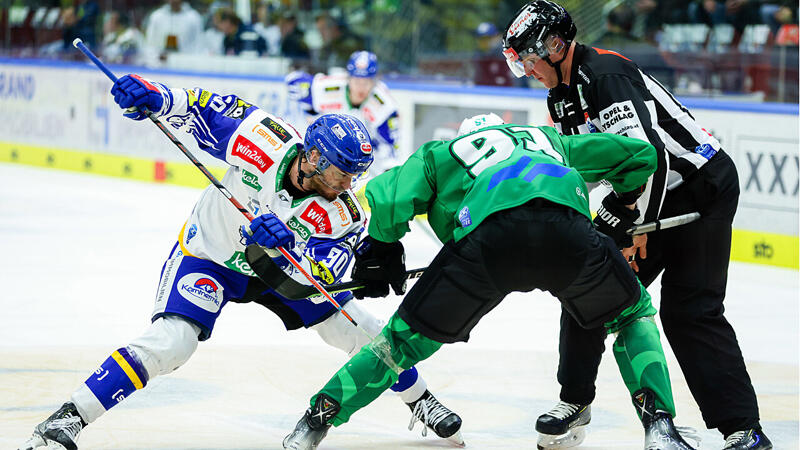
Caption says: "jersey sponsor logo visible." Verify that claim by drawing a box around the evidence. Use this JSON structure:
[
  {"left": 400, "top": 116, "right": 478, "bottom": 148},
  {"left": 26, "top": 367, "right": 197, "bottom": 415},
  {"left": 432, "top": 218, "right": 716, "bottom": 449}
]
[
  {"left": 261, "top": 117, "right": 292, "bottom": 143},
  {"left": 584, "top": 112, "right": 597, "bottom": 133},
  {"left": 198, "top": 90, "right": 212, "bottom": 107},
  {"left": 186, "top": 223, "right": 197, "bottom": 244},
  {"left": 554, "top": 101, "right": 565, "bottom": 119},
  {"left": 598, "top": 100, "right": 642, "bottom": 135},
  {"left": 306, "top": 255, "right": 335, "bottom": 284},
  {"left": 177, "top": 273, "right": 223, "bottom": 313},
  {"left": 324, "top": 86, "right": 341, "bottom": 92},
  {"left": 458, "top": 206, "right": 472, "bottom": 227},
  {"left": 232, "top": 135, "right": 274, "bottom": 173},
  {"left": 339, "top": 192, "right": 362, "bottom": 223},
  {"left": 334, "top": 201, "right": 351, "bottom": 226},
  {"left": 251, "top": 124, "right": 285, "bottom": 150},
  {"left": 224, "top": 251, "right": 255, "bottom": 276},
  {"left": 300, "top": 201, "right": 332, "bottom": 234},
  {"left": 319, "top": 102, "right": 343, "bottom": 111},
  {"left": 287, "top": 216, "right": 312, "bottom": 241},
  {"left": 225, "top": 98, "right": 252, "bottom": 120},
  {"left": 241, "top": 169, "right": 262, "bottom": 191}
]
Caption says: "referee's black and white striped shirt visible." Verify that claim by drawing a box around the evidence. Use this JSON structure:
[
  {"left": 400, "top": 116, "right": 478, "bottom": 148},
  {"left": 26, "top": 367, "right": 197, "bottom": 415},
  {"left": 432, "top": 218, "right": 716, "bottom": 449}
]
[{"left": 546, "top": 44, "right": 722, "bottom": 223}]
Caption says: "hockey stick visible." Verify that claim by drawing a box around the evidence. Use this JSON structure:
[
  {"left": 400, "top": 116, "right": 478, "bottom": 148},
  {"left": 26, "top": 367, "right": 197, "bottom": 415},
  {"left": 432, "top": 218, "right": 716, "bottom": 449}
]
[
  {"left": 627, "top": 211, "right": 700, "bottom": 235},
  {"left": 72, "top": 38, "right": 362, "bottom": 328},
  {"left": 269, "top": 211, "right": 702, "bottom": 300}
]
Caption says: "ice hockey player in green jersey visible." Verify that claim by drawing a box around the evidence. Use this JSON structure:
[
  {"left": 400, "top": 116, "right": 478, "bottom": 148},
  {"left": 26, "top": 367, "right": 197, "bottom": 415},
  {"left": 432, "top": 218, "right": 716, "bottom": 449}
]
[{"left": 282, "top": 114, "right": 698, "bottom": 450}]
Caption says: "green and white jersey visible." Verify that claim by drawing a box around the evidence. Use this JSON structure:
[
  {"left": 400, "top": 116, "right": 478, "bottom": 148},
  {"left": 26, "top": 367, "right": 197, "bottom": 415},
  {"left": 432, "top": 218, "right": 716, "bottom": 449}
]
[{"left": 364, "top": 124, "right": 656, "bottom": 243}]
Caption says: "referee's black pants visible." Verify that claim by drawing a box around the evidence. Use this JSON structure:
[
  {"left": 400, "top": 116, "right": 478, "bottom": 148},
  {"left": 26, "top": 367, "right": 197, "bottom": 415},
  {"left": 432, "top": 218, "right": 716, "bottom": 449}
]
[{"left": 556, "top": 150, "right": 761, "bottom": 435}]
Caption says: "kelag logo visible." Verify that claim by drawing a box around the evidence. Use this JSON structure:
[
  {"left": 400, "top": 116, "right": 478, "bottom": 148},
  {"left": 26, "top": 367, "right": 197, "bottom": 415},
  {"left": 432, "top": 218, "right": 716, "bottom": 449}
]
[{"left": 0, "top": 73, "right": 35, "bottom": 100}]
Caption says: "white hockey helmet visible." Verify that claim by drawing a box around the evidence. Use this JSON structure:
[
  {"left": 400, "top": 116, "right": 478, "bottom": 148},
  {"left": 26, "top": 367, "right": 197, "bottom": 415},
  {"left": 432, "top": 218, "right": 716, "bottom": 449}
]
[{"left": 457, "top": 113, "right": 505, "bottom": 136}]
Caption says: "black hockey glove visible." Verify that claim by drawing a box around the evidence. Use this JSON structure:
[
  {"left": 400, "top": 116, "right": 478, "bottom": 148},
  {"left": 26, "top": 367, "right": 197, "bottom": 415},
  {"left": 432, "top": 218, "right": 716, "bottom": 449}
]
[
  {"left": 351, "top": 236, "right": 406, "bottom": 299},
  {"left": 594, "top": 193, "right": 639, "bottom": 249}
]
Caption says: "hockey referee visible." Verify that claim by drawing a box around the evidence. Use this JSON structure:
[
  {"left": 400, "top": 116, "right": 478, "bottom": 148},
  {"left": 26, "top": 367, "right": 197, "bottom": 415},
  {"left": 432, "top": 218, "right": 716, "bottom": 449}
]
[{"left": 501, "top": 2, "right": 769, "bottom": 449}]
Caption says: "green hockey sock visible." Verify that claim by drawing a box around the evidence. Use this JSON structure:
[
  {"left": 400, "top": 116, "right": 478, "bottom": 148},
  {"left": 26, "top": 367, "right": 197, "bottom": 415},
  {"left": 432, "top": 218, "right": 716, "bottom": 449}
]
[
  {"left": 612, "top": 316, "right": 676, "bottom": 418},
  {"left": 312, "top": 313, "right": 443, "bottom": 426}
]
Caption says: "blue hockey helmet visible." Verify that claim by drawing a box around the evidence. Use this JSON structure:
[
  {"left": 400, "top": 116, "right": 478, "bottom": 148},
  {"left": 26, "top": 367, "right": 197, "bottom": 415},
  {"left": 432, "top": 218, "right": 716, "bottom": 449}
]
[
  {"left": 346, "top": 51, "right": 378, "bottom": 78},
  {"left": 303, "top": 114, "right": 374, "bottom": 176}
]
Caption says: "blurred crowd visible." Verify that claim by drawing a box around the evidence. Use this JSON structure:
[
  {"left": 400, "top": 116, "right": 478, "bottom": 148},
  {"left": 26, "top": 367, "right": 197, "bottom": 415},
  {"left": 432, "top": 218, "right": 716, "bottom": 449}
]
[{"left": 1, "top": 0, "right": 797, "bottom": 101}]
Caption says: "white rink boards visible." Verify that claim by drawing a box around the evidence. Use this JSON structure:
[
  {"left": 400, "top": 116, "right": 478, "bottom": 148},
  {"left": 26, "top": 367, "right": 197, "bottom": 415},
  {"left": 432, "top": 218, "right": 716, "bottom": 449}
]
[{"left": 0, "top": 163, "right": 797, "bottom": 449}]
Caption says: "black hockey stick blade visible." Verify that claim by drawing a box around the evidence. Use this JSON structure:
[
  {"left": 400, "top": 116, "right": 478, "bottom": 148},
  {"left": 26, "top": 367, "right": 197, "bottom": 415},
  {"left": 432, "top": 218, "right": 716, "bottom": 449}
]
[
  {"left": 627, "top": 212, "right": 700, "bottom": 235},
  {"left": 244, "top": 244, "right": 319, "bottom": 300},
  {"left": 245, "top": 243, "right": 426, "bottom": 299}
]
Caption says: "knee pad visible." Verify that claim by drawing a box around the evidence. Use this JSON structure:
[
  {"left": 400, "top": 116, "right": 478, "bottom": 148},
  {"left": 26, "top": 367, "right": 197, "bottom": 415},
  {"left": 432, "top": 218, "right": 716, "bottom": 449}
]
[
  {"left": 128, "top": 315, "right": 201, "bottom": 379},
  {"left": 312, "top": 301, "right": 385, "bottom": 357}
]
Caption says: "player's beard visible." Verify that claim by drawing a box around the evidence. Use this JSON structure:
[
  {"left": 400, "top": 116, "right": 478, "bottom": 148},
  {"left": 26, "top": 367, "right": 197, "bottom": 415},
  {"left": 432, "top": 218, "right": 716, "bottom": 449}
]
[{"left": 309, "top": 175, "right": 342, "bottom": 201}]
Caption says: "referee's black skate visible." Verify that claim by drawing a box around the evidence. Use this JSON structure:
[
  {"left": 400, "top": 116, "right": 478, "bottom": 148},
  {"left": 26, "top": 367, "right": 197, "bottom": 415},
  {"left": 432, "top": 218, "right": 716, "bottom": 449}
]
[
  {"left": 19, "top": 402, "right": 87, "bottom": 450},
  {"left": 407, "top": 389, "right": 464, "bottom": 446},
  {"left": 634, "top": 388, "right": 699, "bottom": 450},
  {"left": 535, "top": 401, "right": 591, "bottom": 449},
  {"left": 283, "top": 394, "right": 340, "bottom": 450},
  {"left": 723, "top": 428, "right": 772, "bottom": 449}
]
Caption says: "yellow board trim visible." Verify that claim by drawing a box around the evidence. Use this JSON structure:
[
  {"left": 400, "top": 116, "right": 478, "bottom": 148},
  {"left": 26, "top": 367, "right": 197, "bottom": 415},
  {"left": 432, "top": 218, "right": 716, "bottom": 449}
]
[
  {"left": 0, "top": 142, "right": 226, "bottom": 188},
  {"left": 111, "top": 351, "right": 144, "bottom": 390},
  {"left": 731, "top": 229, "right": 799, "bottom": 269},
  {"left": 1, "top": 143, "right": 797, "bottom": 269}
]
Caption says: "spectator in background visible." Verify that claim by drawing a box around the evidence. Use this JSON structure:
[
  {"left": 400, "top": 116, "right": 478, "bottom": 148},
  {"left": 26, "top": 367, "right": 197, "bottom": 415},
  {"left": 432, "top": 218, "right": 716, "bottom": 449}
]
[
  {"left": 279, "top": 12, "right": 311, "bottom": 62},
  {"left": 595, "top": 1, "right": 676, "bottom": 89},
  {"left": 62, "top": 0, "right": 100, "bottom": 50},
  {"left": 473, "top": 22, "right": 515, "bottom": 87},
  {"left": 315, "top": 12, "right": 364, "bottom": 69},
  {"left": 144, "top": 0, "right": 204, "bottom": 63},
  {"left": 253, "top": 1, "right": 282, "bottom": 56},
  {"left": 688, "top": 0, "right": 762, "bottom": 48},
  {"left": 761, "top": 1, "right": 799, "bottom": 40},
  {"left": 215, "top": 8, "right": 267, "bottom": 57},
  {"left": 102, "top": 11, "right": 143, "bottom": 64}
]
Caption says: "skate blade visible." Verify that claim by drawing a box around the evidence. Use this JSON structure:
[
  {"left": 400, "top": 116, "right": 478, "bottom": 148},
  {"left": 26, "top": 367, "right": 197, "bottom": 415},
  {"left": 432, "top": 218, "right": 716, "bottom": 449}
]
[
  {"left": 537, "top": 426, "right": 586, "bottom": 449},
  {"left": 445, "top": 430, "right": 466, "bottom": 447},
  {"left": 18, "top": 435, "right": 67, "bottom": 450}
]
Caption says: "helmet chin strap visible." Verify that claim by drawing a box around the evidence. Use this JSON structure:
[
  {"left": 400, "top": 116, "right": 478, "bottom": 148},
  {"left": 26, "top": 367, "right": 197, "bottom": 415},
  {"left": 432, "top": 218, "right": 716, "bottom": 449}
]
[
  {"left": 296, "top": 152, "right": 317, "bottom": 188},
  {"left": 543, "top": 41, "right": 570, "bottom": 85}
]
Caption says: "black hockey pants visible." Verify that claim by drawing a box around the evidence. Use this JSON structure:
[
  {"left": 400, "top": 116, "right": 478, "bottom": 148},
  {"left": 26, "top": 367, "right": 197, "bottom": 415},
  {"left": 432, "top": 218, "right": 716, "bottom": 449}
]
[{"left": 556, "top": 150, "right": 761, "bottom": 434}]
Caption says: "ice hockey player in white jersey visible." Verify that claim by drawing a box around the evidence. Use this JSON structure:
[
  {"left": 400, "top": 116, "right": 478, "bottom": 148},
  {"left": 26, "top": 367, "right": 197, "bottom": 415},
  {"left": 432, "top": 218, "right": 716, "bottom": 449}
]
[
  {"left": 19, "top": 74, "right": 462, "bottom": 450},
  {"left": 285, "top": 50, "right": 400, "bottom": 174}
]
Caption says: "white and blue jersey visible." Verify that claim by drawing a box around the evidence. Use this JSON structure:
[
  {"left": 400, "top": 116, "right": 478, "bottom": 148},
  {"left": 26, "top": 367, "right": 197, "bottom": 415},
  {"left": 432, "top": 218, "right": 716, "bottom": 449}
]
[
  {"left": 144, "top": 83, "right": 367, "bottom": 338},
  {"left": 285, "top": 71, "right": 400, "bottom": 174}
]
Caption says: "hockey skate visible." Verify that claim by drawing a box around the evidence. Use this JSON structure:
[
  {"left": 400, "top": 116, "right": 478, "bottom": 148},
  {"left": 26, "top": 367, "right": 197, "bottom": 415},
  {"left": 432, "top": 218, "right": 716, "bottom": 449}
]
[
  {"left": 723, "top": 428, "right": 773, "bottom": 449},
  {"left": 406, "top": 389, "right": 465, "bottom": 447},
  {"left": 633, "top": 388, "right": 699, "bottom": 450},
  {"left": 535, "top": 401, "right": 591, "bottom": 449},
  {"left": 19, "top": 402, "right": 86, "bottom": 450},
  {"left": 283, "top": 394, "right": 340, "bottom": 450}
]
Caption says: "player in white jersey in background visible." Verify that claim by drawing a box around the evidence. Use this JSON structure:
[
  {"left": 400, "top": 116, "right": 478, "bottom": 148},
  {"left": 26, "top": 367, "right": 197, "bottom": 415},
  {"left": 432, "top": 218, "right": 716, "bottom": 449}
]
[
  {"left": 19, "top": 74, "right": 461, "bottom": 450},
  {"left": 285, "top": 50, "right": 401, "bottom": 175}
]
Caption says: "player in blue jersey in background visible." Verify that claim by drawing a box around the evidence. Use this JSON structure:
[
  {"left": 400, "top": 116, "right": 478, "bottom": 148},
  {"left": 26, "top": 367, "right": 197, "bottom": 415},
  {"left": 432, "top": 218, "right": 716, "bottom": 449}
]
[{"left": 285, "top": 50, "right": 401, "bottom": 175}]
